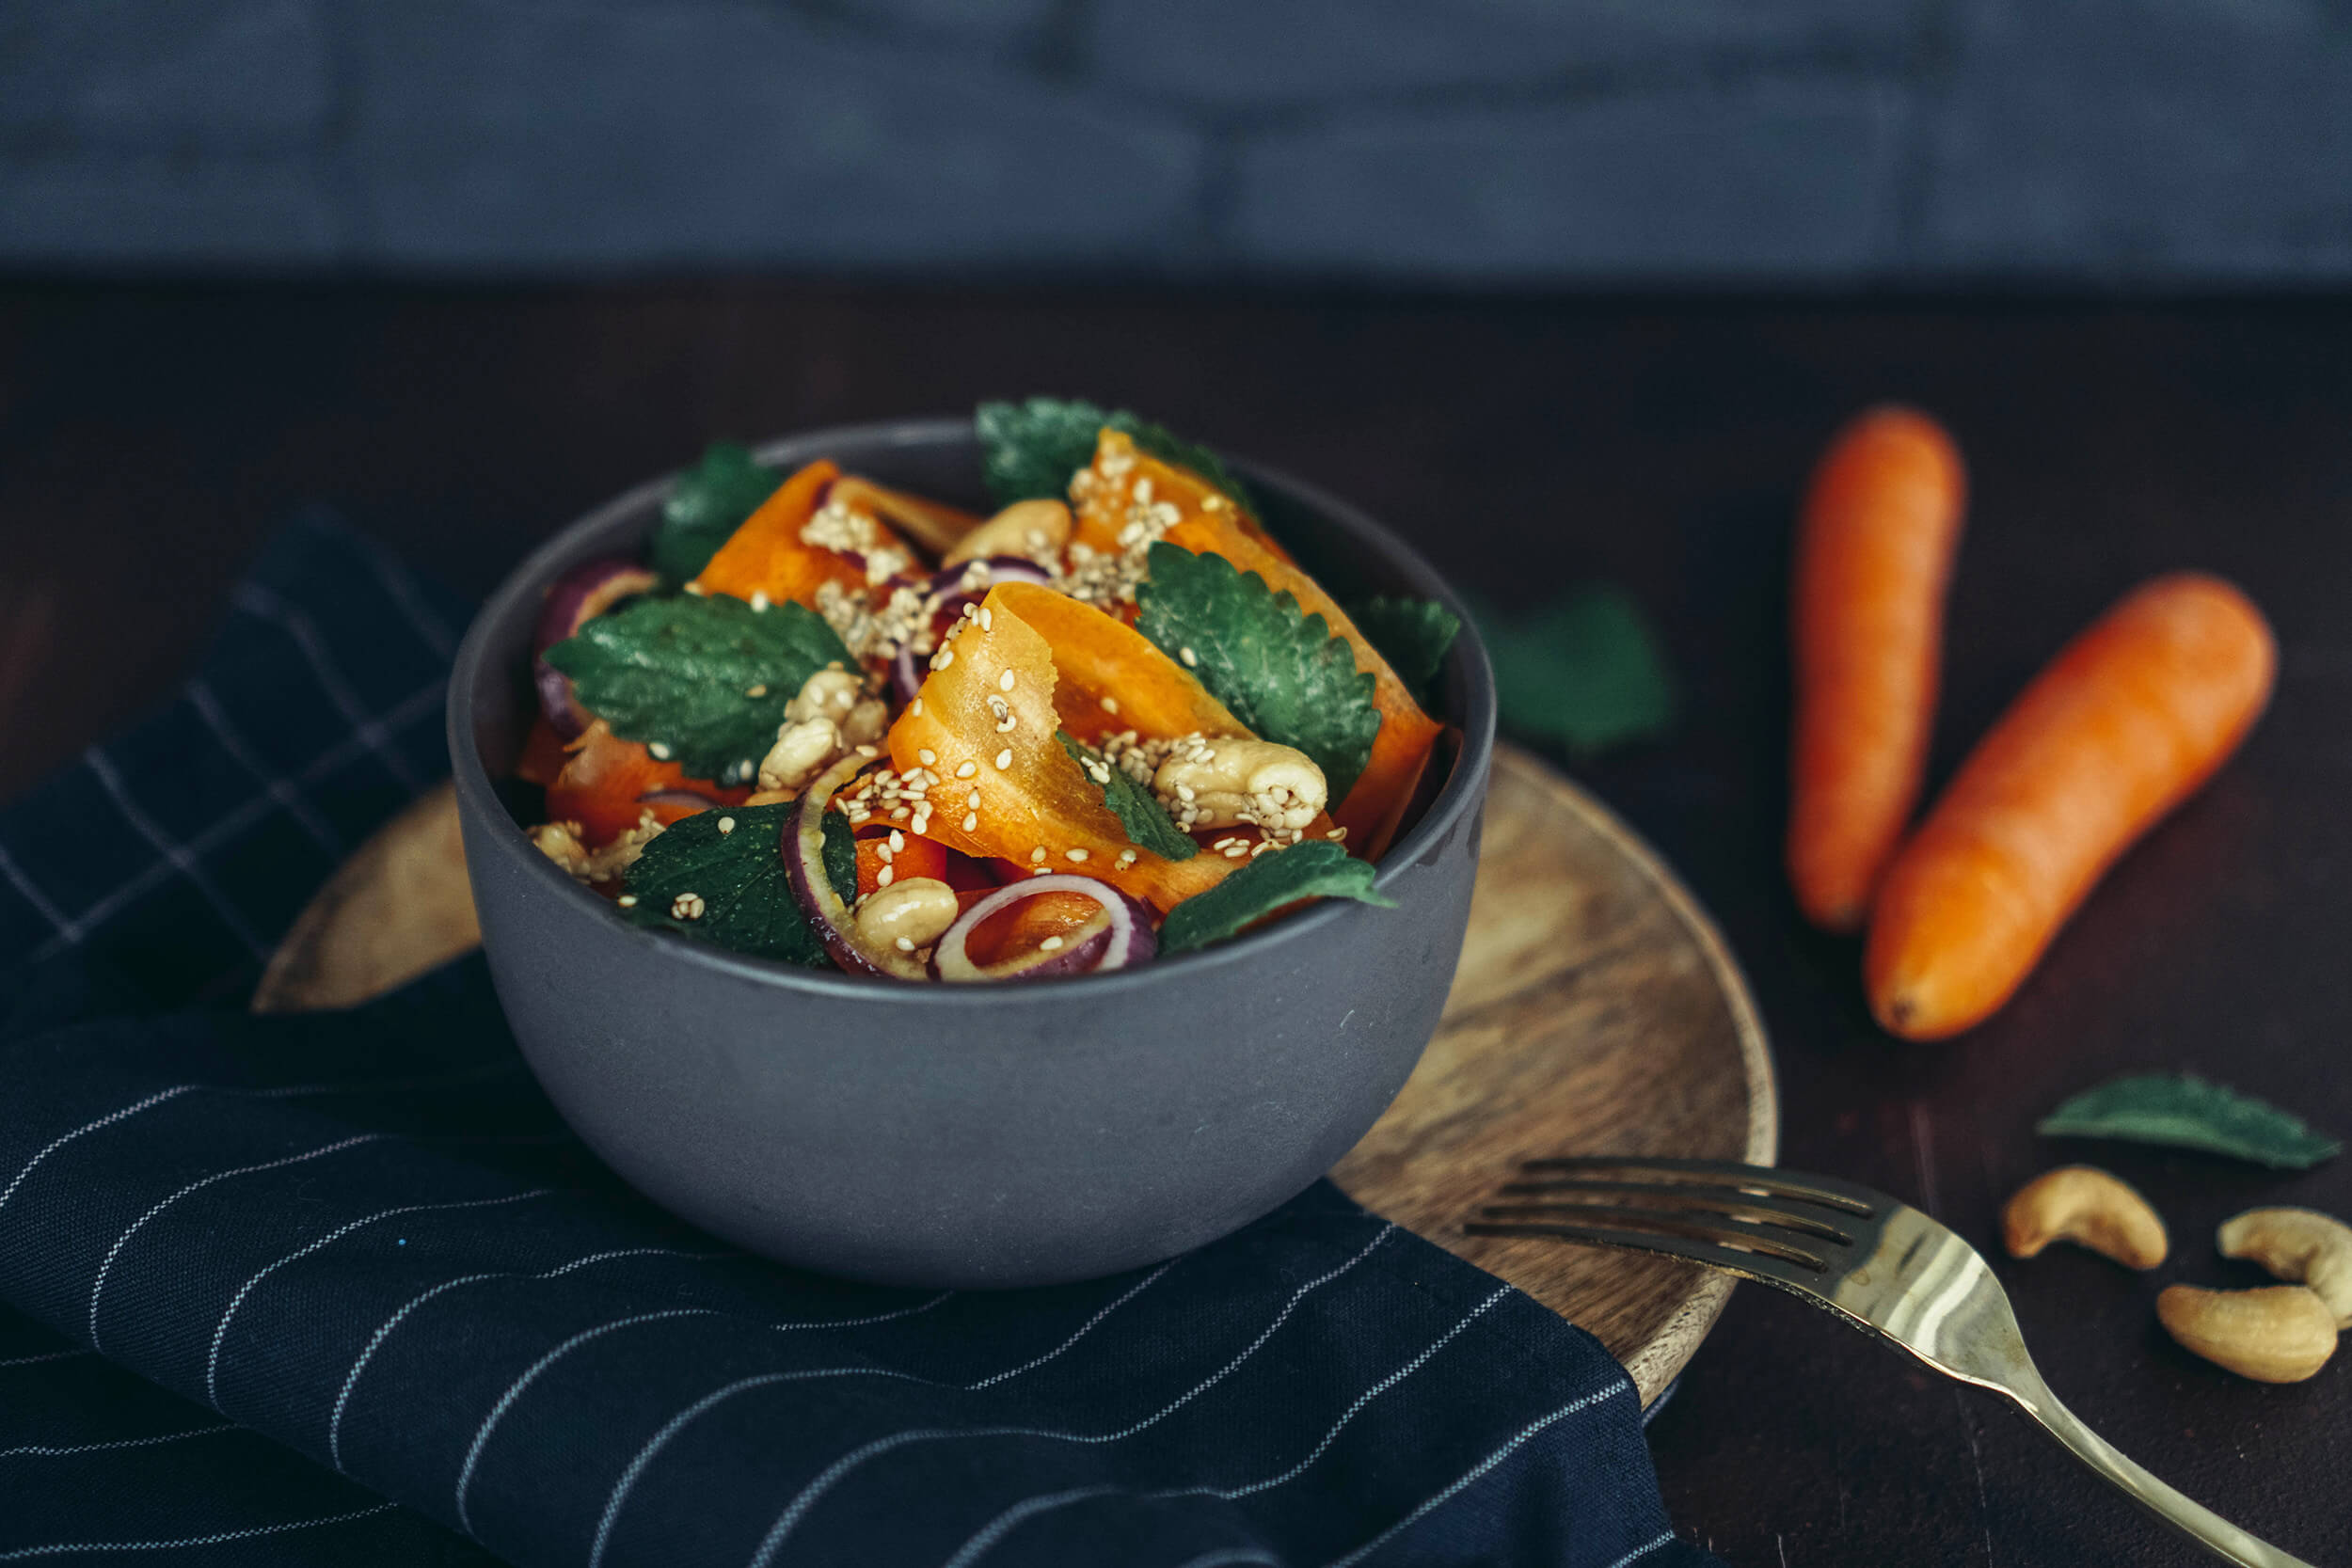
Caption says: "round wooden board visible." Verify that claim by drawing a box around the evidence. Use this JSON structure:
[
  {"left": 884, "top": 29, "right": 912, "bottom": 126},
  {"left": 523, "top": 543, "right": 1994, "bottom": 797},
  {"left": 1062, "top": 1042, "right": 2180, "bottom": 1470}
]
[{"left": 255, "top": 743, "right": 1775, "bottom": 1403}]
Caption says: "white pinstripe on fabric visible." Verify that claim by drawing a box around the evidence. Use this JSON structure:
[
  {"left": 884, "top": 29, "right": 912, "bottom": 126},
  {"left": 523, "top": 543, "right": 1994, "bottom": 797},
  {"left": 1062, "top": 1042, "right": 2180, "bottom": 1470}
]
[
  {"left": 0, "top": 1086, "right": 202, "bottom": 1215},
  {"left": 0, "top": 1501, "right": 400, "bottom": 1560},
  {"left": 742, "top": 1222, "right": 1399, "bottom": 1568},
  {"left": 202, "top": 1188, "right": 564, "bottom": 1406},
  {"left": 0, "top": 1349, "right": 93, "bottom": 1370},
  {"left": 0, "top": 844, "right": 71, "bottom": 937},
  {"left": 0, "top": 1423, "right": 239, "bottom": 1462},
  {"left": 325, "top": 1244, "right": 742, "bottom": 1468},
  {"left": 83, "top": 748, "right": 269, "bottom": 960},
  {"left": 1169, "top": 1551, "right": 1284, "bottom": 1568},
  {"left": 936, "top": 1284, "right": 1518, "bottom": 1568},
  {"left": 586, "top": 1261, "right": 1179, "bottom": 1568},
  {"left": 184, "top": 678, "right": 342, "bottom": 854},
  {"left": 28, "top": 678, "right": 443, "bottom": 960},
  {"left": 453, "top": 1289, "right": 957, "bottom": 1534},
  {"left": 1317, "top": 1386, "right": 1639, "bottom": 1568},
  {"left": 88, "top": 1134, "right": 385, "bottom": 1351},
  {"left": 329, "top": 516, "right": 458, "bottom": 658},
  {"left": 229, "top": 583, "right": 424, "bottom": 793}
]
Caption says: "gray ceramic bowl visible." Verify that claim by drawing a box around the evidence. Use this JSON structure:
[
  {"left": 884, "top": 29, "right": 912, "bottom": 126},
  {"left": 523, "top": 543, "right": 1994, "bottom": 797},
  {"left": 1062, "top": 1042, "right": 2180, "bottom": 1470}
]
[{"left": 448, "top": 419, "right": 1496, "bottom": 1288}]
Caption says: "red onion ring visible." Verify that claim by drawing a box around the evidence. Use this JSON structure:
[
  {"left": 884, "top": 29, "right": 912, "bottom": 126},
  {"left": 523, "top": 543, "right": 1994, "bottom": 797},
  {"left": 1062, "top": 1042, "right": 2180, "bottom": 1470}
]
[
  {"left": 930, "top": 875, "right": 1156, "bottom": 983},
  {"left": 782, "top": 755, "right": 927, "bottom": 981},
  {"left": 887, "top": 559, "right": 1057, "bottom": 705},
  {"left": 636, "top": 788, "right": 724, "bottom": 812},
  {"left": 533, "top": 557, "right": 660, "bottom": 738}
]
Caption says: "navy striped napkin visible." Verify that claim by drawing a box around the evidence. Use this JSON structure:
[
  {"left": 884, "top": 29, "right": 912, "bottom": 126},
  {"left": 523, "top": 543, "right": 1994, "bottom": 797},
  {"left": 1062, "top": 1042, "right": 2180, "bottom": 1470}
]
[{"left": 0, "top": 517, "right": 1713, "bottom": 1568}]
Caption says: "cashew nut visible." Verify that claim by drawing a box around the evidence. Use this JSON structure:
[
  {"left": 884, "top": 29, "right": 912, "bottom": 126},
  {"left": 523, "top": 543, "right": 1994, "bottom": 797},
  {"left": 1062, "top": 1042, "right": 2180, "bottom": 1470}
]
[
  {"left": 2218, "top": 1208, "right": 2352, "bottom": 1328},
  {"left": 2156, "top": 1284, "right": 2338, "bottom": 1383},
  {"left": 757, "top": 717, "right": 840, "bottom": 795},
  {"left": 2001, "top": 1165, "right": 2169, "bottom": 1269},
  {"left": 1152, "top": 736, "right": 1327, "bottom": 833},
  {"left": 852, "top": 878, "right": 959, "bottom": 955},
  {"left": 943, "top": 499, "right": 1073, "bottom": 568}
]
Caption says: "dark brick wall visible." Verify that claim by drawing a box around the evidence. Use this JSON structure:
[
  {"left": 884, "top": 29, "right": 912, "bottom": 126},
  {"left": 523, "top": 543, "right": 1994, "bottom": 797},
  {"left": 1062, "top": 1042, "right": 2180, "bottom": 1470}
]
[{"left": 5, "top": 0, "right": 2348, "bottom": 281}]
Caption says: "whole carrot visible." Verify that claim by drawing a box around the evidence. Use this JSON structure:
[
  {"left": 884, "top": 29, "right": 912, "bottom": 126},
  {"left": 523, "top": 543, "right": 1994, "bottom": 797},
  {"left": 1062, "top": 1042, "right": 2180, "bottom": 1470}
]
[
  {"left": 1788, "top": 406, "right": 1968, "bottom": 931},
  {"left": 1866, "top": 573, "right": 2276, "bottom": 1040}
]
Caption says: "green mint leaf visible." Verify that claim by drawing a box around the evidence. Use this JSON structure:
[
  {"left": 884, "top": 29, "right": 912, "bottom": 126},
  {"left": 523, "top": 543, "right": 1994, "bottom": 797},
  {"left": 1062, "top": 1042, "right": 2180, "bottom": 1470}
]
[
  {"left": 619, "top": 803, "right": 828, "bottom": 966},
  {"left": 1351, "top": 595, "right": 1461, "bottom": 703},
  {"left": 544, "top": 594, "right": 853, "bottom": 784},
  {"left": 1473, "top": 584, "right": 1675, "bottom": 758},
  {"left": 1135, "top": 542, "right": 1380, "bottom": 802},
  {"left": 1057, "top": 732, "right": 1195, "bottom": 861},
  {"left": 822, "top": 806, "right": 858, "bottom": 908},
  {"left": 976, "top": 397, "right": 1254, "bottom": 514},
  {"left": 651, "top": 442, "right": 784, "bottom": 583},
  {"left": 2038, "top": 1073, "right": 2341, "bottom": 1170},
  {"left": 1160, "top": 840, "right": 1394, "bottom": 955}
]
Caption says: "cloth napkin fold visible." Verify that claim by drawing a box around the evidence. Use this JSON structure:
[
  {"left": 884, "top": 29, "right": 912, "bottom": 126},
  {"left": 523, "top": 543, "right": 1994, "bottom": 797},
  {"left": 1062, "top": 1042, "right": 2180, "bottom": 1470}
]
[{"left": 0, "top": 516, "right": 1712, "bottom": 1568}]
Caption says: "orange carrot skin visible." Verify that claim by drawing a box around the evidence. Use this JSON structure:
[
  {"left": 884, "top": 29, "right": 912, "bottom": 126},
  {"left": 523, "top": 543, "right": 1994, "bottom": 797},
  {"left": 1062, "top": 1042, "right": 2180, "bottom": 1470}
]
[
  {"left": 1788, "top": 406, "right": 1967, "bottom": 932},
  {"left": 1865, "top": 573, "right": 2276, "bottom": 1040}
]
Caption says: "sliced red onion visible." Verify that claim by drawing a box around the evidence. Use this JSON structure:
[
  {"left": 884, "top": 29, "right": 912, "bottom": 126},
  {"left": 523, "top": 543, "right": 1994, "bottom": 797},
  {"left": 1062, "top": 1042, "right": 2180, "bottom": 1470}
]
[
  {"left": 930, "top": 875, "right": 1156, "bottom": 983},
  {"left": 637, "top": 788, "right": 724, "bottom": 811},
  {"left": 885, "top": 559, "right": 1057, "bottom": 706},
  {"left": 782, "top": 755, "right": 927, "bottom": 981},
  {"left": 534, "top": 557, "right": 660, "bottom": 738},
  {"left": 891, "top": 640, "right": 924, "bottom": 705}
]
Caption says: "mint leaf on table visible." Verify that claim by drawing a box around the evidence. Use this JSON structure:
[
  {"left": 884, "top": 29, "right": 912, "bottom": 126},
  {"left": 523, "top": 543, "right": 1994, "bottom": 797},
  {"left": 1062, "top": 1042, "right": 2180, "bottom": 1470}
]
[
  {"left": 1351, "top": 594, "right": 1461, "bottom": 702},
  {"left": 976, "top": 397, "right": 1255, "bottom": 513},
  {"left": 1475, "top": 584, "right": 1675, "bottom": 758},
  {"left": 544, "top": 594, "right": 853, "bottom": 784},
  {"left": 1057, "top": 732, "right": 1195, "bottom": 861},
  {"left": 650, "top": 442, "right": 783, "bottom": 583},
  {"left": 1159, "top": 841, "right": 1394, "bottom": 955},
  {"left": 1135, "top": 542, "right": 1381, "bottom": 802},
  {"left": 2038, "top": 1073, "right": 2341, "bottom": 1170},
  {"left": 619, "top": 802, "right": 850, "bottom": 967}
]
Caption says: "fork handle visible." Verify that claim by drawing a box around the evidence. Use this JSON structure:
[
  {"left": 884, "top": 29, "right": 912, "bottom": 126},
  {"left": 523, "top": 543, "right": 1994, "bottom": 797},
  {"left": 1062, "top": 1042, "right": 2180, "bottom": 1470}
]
[{"left": 2007, "top": 1381, "right": 2316, "bottom": 1568}]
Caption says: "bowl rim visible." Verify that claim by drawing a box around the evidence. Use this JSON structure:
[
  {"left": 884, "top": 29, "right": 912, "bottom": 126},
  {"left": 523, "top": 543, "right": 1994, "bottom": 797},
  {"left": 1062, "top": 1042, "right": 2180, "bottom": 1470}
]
[{"left": 447, "top": 415, "right": 1498, "bottom": 1002}]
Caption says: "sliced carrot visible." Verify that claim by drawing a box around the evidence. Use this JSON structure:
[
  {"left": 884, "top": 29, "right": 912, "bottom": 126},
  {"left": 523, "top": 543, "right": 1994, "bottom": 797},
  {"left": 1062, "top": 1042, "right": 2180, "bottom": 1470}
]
[
  {"left": 962, "top": 890, "right": 1105, "bottom": 968},
  {"left": 1788, "top": 407, "right": 1968, "bottom": 932},
  {"left": 690, "top": 459, "right": 911, "bottom": 610},
  {"left": 1865, "top": 574, "right": 2276, "bottom": 1040},
  {"left": 885, "top": 585, "right": 1232, "bottom": 912},
  {"left": 545, "top": 721, "right": 746, "bottom": 846},
  {"left": 988, "top": 579, "right": 1247, "bottom": 747},
  {"left": 1068, "top": 430, "right": 1293, "bottom": 562},
  {"left": 1157, "top": 513, "right": 1441, "bottom": 850},
  {"left": 854, "top": 831, "right": 949, "bottom": 900},
  {"left": 515, "top": 716, "right": 572, "bottom": 787}
]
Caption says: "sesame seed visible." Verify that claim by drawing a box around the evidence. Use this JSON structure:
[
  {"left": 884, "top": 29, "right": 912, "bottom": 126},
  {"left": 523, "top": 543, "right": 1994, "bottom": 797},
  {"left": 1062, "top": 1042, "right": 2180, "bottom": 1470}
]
[
  {"left": 895, "top": 936, "right": 915, "bottom": 952},
  {"left": 978, "top": 608, "right": 993, "bottom": 630},
  {"left": 648, "top": 741, "right": 673, "bottom": 760},
  {"left": 856, "top": 745, "right": 878, "bottom": 758},
  {"left": 746, "top": 683, "right": 768, "bottom": 698},
  {"left": 1032, "top": 866, "right": 1052, "bottom": 877},
  {"left": 683, "top": 581, "right": 707, "bottom": 595},
  {"left": 616, "top": 895, "right": 639, "bottom": 908},
  {"left": 1041, "top": 936, "right": 1065, "bottom": 952},
  {"left": 888, "top": 830, "right": 904, "bottom": 850},
  {"left": 877, "top": 844, "right": 894, "bottom": 863},
  {"left": 998, "top": 669, "right": 1016, "bottom": 692},
  {"left": 878, "top": 866, "right": 894, "bottom": 886},
  {"left": 911, "top": 698, "right": 925, "bottom": 716},
  {"left": 1327, "top": 828, "right": 1348, "bottom": 841},
  {"left": 892, "top": 806, "right": 910, "bottom": 820},
  {"left": 917, "top": 748, "right": 937, "bottom": 766},
  {"left": 671, "top": 893, "right": 705, "bottom": 919},
  {"left": 966, "top": 789, "right": 980, "bottom": 808},
  {"left": 1179, "top": 646, "right": 1199, "bottom": 668},
  {"left": 1223, "top": 846, "right": 1247, "bottom": 859},
  {"left": 935, "top": 648, "right": 955, "bottom": 670},
  {"left": 956, "top": 760, "right": 977, "bottom": 779},
  {"left": 1117, "top": 849, "right": 1137, "bottom": 867},
  {"left": 1101, "top": 696, "right": 1119, "bottom": 714},
  {"left": 749, "top": 590, "right": 771, "bottom": 611},
  {"left": 994, "top": 749, "right": 1012, "bottom": 770},
  {"left": 1066, "top": 848, "right": 1089, "bottom": 863},
  {"left": 717, "top": 816, "right": 737, "bottom": 834},
  {"left": 1030, "top": 847, "right": 1047, "bottom": 863},
  {"left": 961, "top": 812, "right": 977, "bottom": 832}
]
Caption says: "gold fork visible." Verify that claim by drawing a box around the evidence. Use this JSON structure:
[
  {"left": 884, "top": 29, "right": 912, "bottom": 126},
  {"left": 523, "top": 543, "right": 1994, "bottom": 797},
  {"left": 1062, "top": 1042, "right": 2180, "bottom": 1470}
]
[{"left": 1469, "top": 1157, "right": 2318, "bottom": 1568}]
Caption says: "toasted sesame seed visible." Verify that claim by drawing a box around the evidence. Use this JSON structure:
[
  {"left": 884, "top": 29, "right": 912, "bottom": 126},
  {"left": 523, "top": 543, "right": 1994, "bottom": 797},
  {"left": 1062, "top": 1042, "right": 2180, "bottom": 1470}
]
[
  {"left": 856, "top": 744, "right": 878, "bottom": 758},
  {"left": 717, "top": 816, "right": 737, "bottom": 834},
  {"left": 1117, "top": 849, "right": 1137, "bottom": 866},
  {"left": 1041, "top": 936, "right": 1065, "bottom": 952},
  {"left": 953, "top": 760, "right": 976, "bottom": 779},
  {"left": 616, "top": 895, "right": 639, "bottom": 908},
  {"left": 961, "top": 812, "right": 978, "bottom": 832},
  {"left": 683, "top": 581, "right": 707, "bottom": 595},
  {"left": 1179, "top": 646, "right": 1199, "bottom": 668},
  {"left": 892, "top": 806, "right": 910, "bottom": 820},
  {"left": 749, "top": 590, "right": 771, "bottom": 611},
  {"left": 1327, "top": 828, "right": 1347, "bottom": 841},
  {"left": 994, "top": 749, "right": 1012, "bottom": 770},
  {"left": 998, "top": 669, "right": 1016, "bottom": 692},
  {"left": 911, "top": 698, "right": 925, "bottom": 716},
  {"left": 978, "top": 608, "right": 993, "bottom": 630},
  {"left": 745, "top": 683, "right": 768, "bottom": 698},
  {"left": 1032, "top": 866, "right": 1052, "bottom": 876},
  {"left": 917, "top": 748, "right": 937, "bottom": 766},
  {"left": 1223, "top": 846, "right": 1247, "bottom": 859},
  {"left": 934, "top": 648, "right": 954, "bottom": 669},
  {"left": 1101, "top": 696, "right": 1119, "bottom": 714},
  {"left": 996, "top": 715, "right": 1017, "bottom": 734},
  {"left": 671, "top": 893, "right": 706, "bottom": 919},
  {"left": 648, "top": 741, "right": 673, "bottom": 760},
  {"left": 1066, "top": 847, "right": 1089, "bottom": 863},
  {"left": 895, "top": 936, "right": 915, "bottom": 952},
  {"left": 966, "top": 789, "right": 980, "bottom": 808},
  {"left": 888, "top": 830, "right": 904, "bottom": 850},
  {"left": 878, "top": 865, "right": 894, "bottom": 887}
]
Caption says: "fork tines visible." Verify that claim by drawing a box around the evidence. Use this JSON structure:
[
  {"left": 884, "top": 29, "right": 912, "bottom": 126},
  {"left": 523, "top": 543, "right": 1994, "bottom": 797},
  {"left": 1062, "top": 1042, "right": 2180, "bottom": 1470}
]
[{"left": 1466, "top": 1156, "right": 1883, "bottom": 1282}]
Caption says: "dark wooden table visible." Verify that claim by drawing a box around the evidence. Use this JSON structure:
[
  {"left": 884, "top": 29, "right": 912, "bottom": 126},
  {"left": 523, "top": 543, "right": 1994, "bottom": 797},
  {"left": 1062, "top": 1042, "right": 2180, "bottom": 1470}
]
[{"left": 4, "top": 281, "right": 2347, "bottom": 1567}]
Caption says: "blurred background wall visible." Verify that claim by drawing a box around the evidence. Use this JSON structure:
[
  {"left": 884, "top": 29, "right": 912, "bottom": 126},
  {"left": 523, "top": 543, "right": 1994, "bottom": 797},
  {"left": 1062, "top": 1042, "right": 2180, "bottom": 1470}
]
[{"left": 5, "top": 0, "right": 2350, "bottom": 285}]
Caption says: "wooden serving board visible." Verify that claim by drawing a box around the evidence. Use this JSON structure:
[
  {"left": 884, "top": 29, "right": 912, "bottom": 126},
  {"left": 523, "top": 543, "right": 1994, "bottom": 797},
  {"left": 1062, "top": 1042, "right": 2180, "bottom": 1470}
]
[{"left": 255, "top": 744, "right": 1775, "bottom": 1404}]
